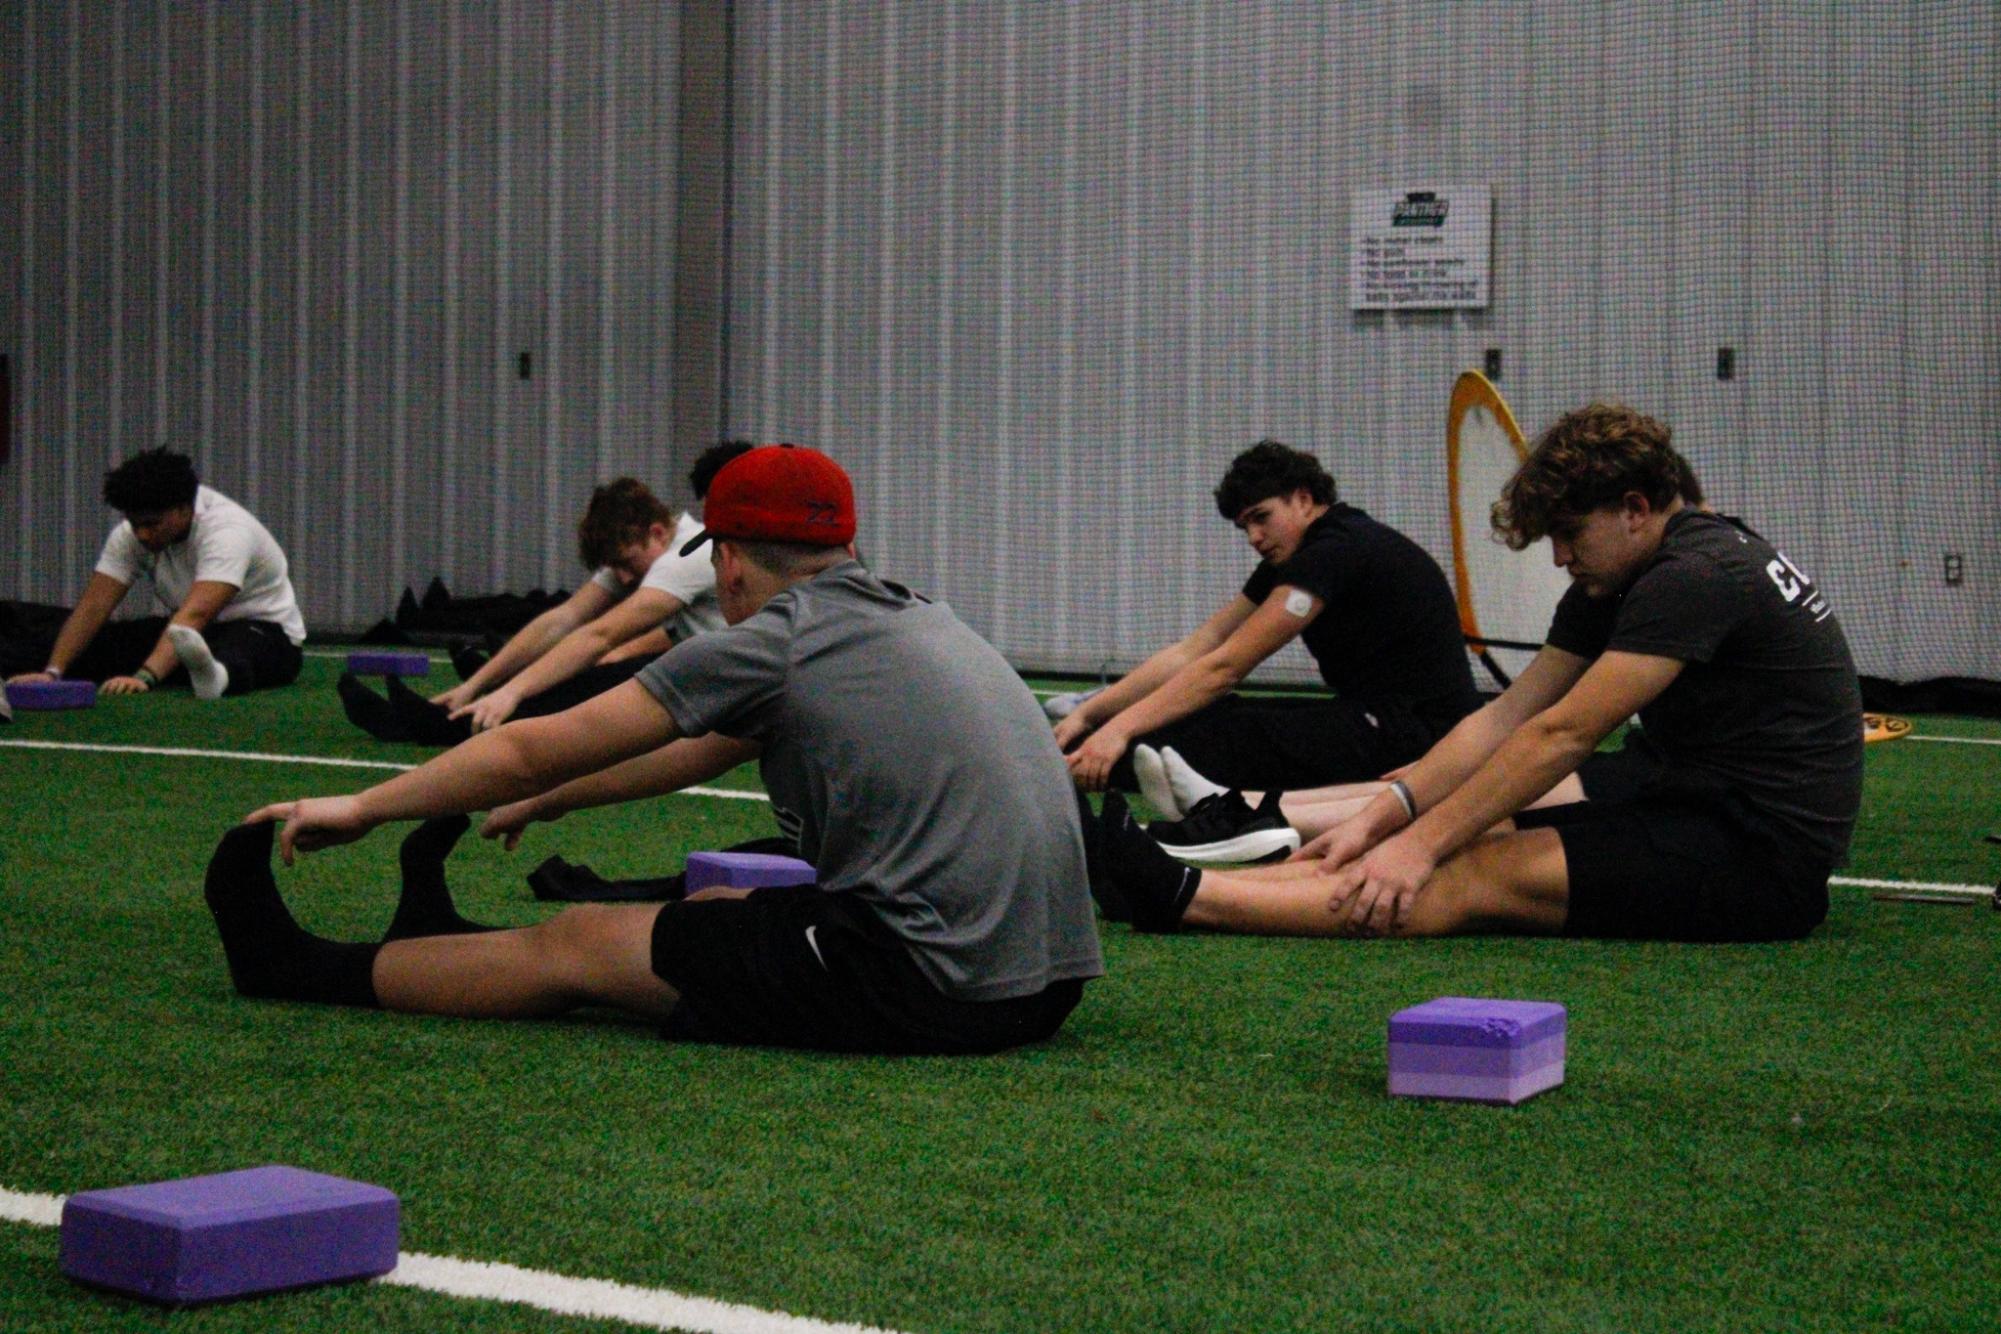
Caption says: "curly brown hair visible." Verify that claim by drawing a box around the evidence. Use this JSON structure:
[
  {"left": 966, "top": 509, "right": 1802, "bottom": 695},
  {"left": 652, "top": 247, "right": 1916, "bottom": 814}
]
[
  {"left": 1490, "top": 404, "right": 1702, "bottom": 550},
  {"left": 1213, "top": 439, "right": 1337, "bottom": 521},
  {"left": 577, "top": 478, "right": 675, "bottom": 570}
]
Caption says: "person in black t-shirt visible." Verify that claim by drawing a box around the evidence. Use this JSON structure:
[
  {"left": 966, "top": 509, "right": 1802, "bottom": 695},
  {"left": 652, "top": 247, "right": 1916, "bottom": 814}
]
[
  {"left": 1091, "top": 404, "right": 1863, "bottom": 943},
  {"left": 1057, "top": 441, "right": 1479, "bottom": 807}
]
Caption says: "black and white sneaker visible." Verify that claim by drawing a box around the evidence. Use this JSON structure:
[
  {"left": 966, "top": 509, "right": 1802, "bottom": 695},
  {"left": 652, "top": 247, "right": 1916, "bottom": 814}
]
[{"left": 1148, "top": 789, "right": 1300, "bottom": 863}]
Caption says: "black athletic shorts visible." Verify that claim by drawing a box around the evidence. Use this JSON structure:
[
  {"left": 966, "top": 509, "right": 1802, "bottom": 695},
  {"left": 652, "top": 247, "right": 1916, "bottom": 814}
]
[
  {"left": 1516, "top": 770, "right": 1831, "bottom": 943},
  {"left": 649, "top": 882, "right": 1085, "bottom": 1054}
]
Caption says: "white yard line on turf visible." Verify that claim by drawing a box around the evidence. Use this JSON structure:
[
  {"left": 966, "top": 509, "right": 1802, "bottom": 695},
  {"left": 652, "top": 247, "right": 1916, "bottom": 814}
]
[
  {"left": 0, "top": 740, "right": 769, "bottom": 802},
  {"left": 1828, "top": 876, "right": 1993, "bottom": 897},
  {"left": 0, "top": 1187, "right": 903, "bottom": 1334},
  {"left": 0, "top": 1188, "right": 62, "bottom": 1227},
  {"left": 1904, "top": 734, "right": 2001, "bottom": 747}
]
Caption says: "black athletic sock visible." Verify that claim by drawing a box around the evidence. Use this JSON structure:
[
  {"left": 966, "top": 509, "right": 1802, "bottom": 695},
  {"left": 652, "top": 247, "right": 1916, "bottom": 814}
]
[
  {"left": 203, "top": 823, "right": 381, "bottom": 1007},
  {"left": 386, "top": 816, "right": 499, "bottom": 939},
  {"left": 383, "top": 673, "right": 473, "bottom": 746},
  {"left": 1100, "top": 791, "right": 1202, "bottom": 933},
  {"left": 338, "top": 672, "right": 414, "bottom": 743},
  {"left": 1078, "top": 791, "right": 1132, "bottom": 923}
]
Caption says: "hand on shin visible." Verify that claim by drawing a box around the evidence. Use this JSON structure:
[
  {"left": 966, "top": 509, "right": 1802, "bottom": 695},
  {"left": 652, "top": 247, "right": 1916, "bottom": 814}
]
[
  {"left": 1051, "top": 711, "right": 1093, "bottom": 752},
  {"left": 1066, "top": 726, "right": 1129, "bottom": 792},
  {"left": 1326, "top": 835, "right": 1435, "bottom": 935},
  {"left": 1294, "top": 814, "right": 1375, "bottom": 868}
]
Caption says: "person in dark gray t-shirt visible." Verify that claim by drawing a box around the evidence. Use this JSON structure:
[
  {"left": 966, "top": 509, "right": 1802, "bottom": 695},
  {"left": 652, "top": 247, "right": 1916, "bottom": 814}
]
[
  {"left": 212, "top": 446, "right": 1101, "bottom": 1054},
  {"left": 1094, "top": 403, "right": 1863, "bottom": 944}
]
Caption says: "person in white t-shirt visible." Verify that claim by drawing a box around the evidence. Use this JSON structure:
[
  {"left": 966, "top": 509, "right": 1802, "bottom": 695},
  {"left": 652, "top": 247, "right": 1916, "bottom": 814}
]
[
  {"left": 339, "top": 445, "right": 747, "bottom": 745},
  {"left": 5, "top": 449, "right": 305, "bottom": 700}
]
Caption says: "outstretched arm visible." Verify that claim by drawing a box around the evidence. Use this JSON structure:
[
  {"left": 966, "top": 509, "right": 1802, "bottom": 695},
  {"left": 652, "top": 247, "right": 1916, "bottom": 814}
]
[
  {"left": 456, "top": 588, "right": 685, "bottom": 733},
  {"left": 430, "top": 579, "right": 617, "bottom": 710},
  {"left": 10, "top": 573, "right": 129, "bottom": 684},
  {"left": 1052, "top": 595, "right": 1255, "bottom": 751},
  {"left": 482, "top": 731, "right": 761, "bottom": 849},
  {"left": 102, "top": 580, "right": 237, "bottom": 695},
  {"left": 1298, "top": 645, "right": 1592, "bottom": 862},
  {"left": 1066, "top": 589, "right": 1309, "bottom": 790},
  {"left": 598, "top": 626, "right": 674, "bottom": 664},
  {"left": 248, "top": 678, "right": 681, "bottom": 863}
]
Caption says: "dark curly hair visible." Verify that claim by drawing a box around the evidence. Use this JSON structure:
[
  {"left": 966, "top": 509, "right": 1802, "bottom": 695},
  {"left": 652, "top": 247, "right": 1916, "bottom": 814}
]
[
  {"left": 1491, "top": 404, "right": 1702, "bottom": 550},
  {"left": 688, "top": 440, "right": 757, "bottom": 501},
  {"left": 102, "top": 448, "right": 200, "bottom": 515},
  {"left": 576, "top": 478, "right": 676, "bottom": 570},
  {"left": 1213, "top": 440, "right": 1337, "bottom": 521}
]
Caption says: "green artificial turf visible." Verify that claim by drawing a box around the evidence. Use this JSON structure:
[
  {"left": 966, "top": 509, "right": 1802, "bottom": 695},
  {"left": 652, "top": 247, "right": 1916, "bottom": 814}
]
[{"left": 2, "top": 655, "right": 1998, "bottom": 1332}]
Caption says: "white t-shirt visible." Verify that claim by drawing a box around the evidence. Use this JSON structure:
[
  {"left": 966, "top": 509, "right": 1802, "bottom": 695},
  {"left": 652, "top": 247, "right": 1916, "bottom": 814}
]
[
  {"left": 588, "top": 511, "right": 726, "bottom": 641},
  {"left": 95, "top": 486, "right": 307, "bottom": 645}
]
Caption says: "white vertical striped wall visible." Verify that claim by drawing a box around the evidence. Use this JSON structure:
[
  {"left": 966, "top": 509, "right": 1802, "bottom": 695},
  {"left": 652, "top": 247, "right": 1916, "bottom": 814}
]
[
  {"left": 725, "top": 0, "right": 2000, "bottom": 685},
  {"left": 0, "top": 1, "right": 683, "bottom": 629}
]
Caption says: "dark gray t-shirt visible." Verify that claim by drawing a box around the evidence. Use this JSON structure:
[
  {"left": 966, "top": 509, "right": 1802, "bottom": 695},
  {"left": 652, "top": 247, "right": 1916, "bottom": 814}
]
[
  {"left": 637, "top": 561, "right": 1104, "bottom": 1002},
  {"left": 1546, "top": 510, "right": 1864, "bottom": 866}
]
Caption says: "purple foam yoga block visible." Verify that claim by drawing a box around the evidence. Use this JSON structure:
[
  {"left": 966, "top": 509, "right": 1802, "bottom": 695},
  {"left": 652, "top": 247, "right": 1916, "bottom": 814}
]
[
  {"left": 5, "top": 679, "right": 97, "bottom": 711},
  {"left": 59, "top": 1165, "right": 399, "bottom": 1305},
  {"left": 685, "top": 850, "right": 817, "bottom": 894},
  {"left": 1387, "top": 996, "right": 1567, "bottom": 1106},
  {"left": 345, "top": 651, "right": 431, "bottom": 677}
]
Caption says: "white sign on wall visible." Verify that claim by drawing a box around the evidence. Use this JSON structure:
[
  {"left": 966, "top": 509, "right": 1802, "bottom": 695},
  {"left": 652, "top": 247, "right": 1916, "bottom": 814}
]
[{"left": 1349, "top": 184, "right": 1492, "bottom": 311}]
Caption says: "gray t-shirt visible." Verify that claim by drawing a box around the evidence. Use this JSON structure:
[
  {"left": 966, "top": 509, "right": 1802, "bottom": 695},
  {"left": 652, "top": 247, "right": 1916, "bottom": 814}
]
[{"left": 637, "top": 561, "right": 1104, "bottom": 1002}]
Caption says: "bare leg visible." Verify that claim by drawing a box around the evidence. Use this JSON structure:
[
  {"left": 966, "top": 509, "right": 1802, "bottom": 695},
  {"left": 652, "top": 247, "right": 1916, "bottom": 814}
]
[
  {"left": 373, "top": 904, "right": 680, "bottom": 1021},
  {"left": 1181, "top": 827, "right": 1570, "bottom": 938}
]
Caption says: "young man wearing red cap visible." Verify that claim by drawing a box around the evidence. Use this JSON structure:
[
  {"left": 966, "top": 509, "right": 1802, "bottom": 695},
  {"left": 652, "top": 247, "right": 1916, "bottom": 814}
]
[{"left": 208, "top": 445, "right": 1103, "bottom": 1054}]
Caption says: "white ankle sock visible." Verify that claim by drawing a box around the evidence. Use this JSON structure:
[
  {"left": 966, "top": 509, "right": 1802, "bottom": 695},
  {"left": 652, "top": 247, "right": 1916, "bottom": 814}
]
[
  {"left": 167, "top": 624, "right": 230, "bottom": 700},
  {"left": 1161, "top": 746, "right": 1229, "bottom": 811},
  {"left": 1132, "top": 745, "right": 1182, "bottom": 821}
]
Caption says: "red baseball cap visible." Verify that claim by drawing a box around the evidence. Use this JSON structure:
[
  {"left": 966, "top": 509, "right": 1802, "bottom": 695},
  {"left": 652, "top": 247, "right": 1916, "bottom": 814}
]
[{"left": 681, "top": 444, "right": 857, "bottom": 555}]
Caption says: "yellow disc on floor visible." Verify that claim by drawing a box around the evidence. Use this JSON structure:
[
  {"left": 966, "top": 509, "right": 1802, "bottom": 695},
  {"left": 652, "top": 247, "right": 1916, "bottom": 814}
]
[{"left": 1863, "top": 713, "right": 1913, "bottom": 743}]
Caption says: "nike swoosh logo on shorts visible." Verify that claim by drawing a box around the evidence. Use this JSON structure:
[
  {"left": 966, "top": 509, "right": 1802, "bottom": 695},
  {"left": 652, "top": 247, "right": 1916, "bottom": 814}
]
[{"left": 804, "top": 924, "right": 828, "bottom": 970}]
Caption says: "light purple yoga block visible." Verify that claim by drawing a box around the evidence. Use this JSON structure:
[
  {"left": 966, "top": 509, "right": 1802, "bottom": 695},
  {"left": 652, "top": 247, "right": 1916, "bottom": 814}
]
[
  {"left": 1387, "top": 997, "right": 1567, "bottom": 1106},
  {"left": 5, "top": 679, "right": 97, "bottom": 710},
  {"left": 344, "top": 651, "right": 431, "bottom": 677},
  {"left": 59, "top": 1165, "right": 399, "bottom": 1305},
  {"left": 685, "top": 850, "right": 817, "bottom": 893}
]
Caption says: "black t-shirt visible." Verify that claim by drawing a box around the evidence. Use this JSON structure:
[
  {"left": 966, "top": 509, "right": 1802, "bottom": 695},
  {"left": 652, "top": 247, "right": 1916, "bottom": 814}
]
[
  {"left": 1546, "top": 509, "right": 1864, "bottom": 866},
  {"left": 1241, "top": 504, "right": 1479, "bottom": 733}
]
